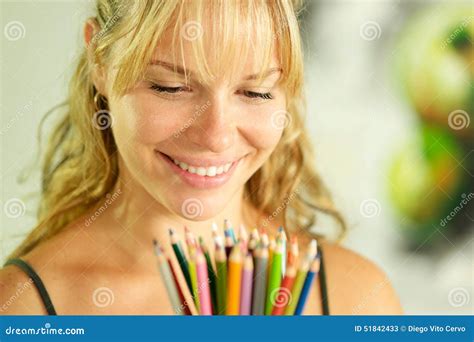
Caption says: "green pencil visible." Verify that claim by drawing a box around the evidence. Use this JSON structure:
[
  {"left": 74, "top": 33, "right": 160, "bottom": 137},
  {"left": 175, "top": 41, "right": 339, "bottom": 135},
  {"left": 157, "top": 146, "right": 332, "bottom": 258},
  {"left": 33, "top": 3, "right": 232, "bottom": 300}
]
[
  {"left": 284, "top": 258, "right": 310, "bottom": 315},
  {"left": 169, "top": 228, "right": 193, "bottom": 293},
  {"left": 188, "top": 250, "right": 200, "bottom": 312},
  {"left": 265, "top": 238, "right": 283, "bottom": 315},
  {"left": 215, "top": 242, "right": 227, "bottom": 315}
]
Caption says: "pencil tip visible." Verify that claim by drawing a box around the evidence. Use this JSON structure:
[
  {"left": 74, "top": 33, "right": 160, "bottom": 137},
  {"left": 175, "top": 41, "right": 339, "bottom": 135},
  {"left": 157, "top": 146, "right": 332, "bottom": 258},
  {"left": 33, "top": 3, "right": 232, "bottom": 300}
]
[{"left": 153, "top": 238, "right": 157, "bottom": 246}]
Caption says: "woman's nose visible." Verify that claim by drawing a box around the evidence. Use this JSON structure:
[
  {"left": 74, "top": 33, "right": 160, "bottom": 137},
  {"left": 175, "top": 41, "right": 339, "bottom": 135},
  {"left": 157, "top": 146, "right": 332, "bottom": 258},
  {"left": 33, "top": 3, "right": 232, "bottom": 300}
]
[{"left": 185, "top": 95, "right": 235, "bottom": 153}]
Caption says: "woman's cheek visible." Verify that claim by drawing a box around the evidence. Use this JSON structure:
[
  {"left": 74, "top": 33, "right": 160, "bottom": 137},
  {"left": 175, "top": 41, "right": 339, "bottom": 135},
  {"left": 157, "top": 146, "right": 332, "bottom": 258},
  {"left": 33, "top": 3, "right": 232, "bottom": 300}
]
[
  {"left": 113, "top": 94, "right": 189, "bottom": 145},
  {"left": 239, "top": 105, "right": 286, "bottom": 150}
]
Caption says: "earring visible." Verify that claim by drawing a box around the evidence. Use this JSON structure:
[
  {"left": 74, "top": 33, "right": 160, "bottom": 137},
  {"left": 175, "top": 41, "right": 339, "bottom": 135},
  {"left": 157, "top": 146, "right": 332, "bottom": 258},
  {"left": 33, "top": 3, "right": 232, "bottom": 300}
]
[{"left": 93, "top": 92, "right": 107, "bottom": 111}]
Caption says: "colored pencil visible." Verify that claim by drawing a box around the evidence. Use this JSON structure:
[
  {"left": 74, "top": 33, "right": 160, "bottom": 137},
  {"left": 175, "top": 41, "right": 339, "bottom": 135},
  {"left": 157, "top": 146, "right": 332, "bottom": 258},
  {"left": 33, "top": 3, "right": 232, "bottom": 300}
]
[
  {"left": 224, "top": 219, "right": 237, "bottom": 243},
  {"left": 215, "top": 241, "right": 227, "bottom": 315},
  {"left": 169, "top": 228, "right": 193, "bottom": 294},
  {"left": 226, "top": 243, "right": 243, "bottom": 315},
  {"left": 153, "top": 240, "right": 183, "bottom": 314},
  {"left": 251, "top": 245, "right": 268, "bottom": 315},
  {"left": 294, "top": 257, "right": 320, "bottom": 315},
  {"left": 155, "top": 226, "right": 319, "bottom": 316},
  {"left": 279, "top": 227, "right": 287, "bottom": 276},
  {"left": 283, "top": 239, "right": 317, "bottom": 315},
  {"left": 240, "top": 253, "right": 254, "bottom": 315},
  {"left": 271, "top": 261, "right": 297, "bottom": 315},
  {"left": 199, "top": 236, "right": 217, "bottom": 313},
  {"left": 184, "top": 225, "right": 197, "bottom": 251},
  {"left": 167, "top": 258, "right": 191, "bottom": 315},
  {"left": 239, "top": 224, "right": 249, "bottom": 250},
  {"left": 188, "top": 249, "right": 200, "bottom": 312},
  {"left": 196, "top": 248, "right": 213, "bottom": 315},
  {"left": 224, "top": 233, "right": 234, "bottom": 259},
  {"left": 267, "top": 237, "right": 276, "bottom": 276},
  {"left": 265, "top": 238, "right": 283, "bottom": 315},
  {"left": 287, "top": 236, "right": 299, "bottom": 267},
  {"left": 247, "top": 228, "right": 260, "bottom": 255}
]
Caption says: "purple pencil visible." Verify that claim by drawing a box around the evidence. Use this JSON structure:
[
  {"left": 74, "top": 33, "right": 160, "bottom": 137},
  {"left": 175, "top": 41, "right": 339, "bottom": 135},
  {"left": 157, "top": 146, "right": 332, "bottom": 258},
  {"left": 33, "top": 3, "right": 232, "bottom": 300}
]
[{"left": 240, "top": 253, "right": 254, "bottom": 315}]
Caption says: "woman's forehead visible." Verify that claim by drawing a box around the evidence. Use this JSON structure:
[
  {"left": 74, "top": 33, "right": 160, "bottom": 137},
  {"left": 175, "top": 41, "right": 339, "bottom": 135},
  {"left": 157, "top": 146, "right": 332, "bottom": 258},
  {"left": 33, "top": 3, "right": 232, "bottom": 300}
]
[{"left": 151, "top": 20, "right": 280, "bottom": 84}]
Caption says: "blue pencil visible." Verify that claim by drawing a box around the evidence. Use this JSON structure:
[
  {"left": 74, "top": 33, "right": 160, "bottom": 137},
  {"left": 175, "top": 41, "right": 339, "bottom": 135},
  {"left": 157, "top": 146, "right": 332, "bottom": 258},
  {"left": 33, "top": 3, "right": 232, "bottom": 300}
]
[{"left": 294, "top": 257, "right": 320, "bottom": 315}]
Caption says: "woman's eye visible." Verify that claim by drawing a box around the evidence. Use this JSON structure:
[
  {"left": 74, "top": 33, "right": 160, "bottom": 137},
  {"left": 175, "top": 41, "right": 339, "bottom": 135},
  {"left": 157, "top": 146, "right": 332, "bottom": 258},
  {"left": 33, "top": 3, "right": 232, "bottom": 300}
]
[
  {"left": 242, "top": 90, "right": 273, "bottom": 100},
  {"left": 149, "top": 83, "right": 189, "bottom": 94}
]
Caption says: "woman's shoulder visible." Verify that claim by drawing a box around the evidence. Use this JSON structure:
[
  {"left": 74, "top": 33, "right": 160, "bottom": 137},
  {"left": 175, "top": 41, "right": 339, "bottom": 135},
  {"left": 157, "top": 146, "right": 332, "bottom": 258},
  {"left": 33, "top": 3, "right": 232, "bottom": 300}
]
[
  {"left": 0, "top": 218, "right": 99, "bottom": 315},
  {"left": 318, "top": 241, "right": 403, "bottom": 315},
  {"left": 0, "top": 260, "right": 49, "bottom": 314}
]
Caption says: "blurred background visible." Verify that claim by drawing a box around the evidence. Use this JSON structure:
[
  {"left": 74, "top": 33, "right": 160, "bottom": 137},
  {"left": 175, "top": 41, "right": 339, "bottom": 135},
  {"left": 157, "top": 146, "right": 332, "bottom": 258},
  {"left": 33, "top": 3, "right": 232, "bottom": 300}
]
[{"left": 1, "top": 0, "right": 473, "bottom": 314}]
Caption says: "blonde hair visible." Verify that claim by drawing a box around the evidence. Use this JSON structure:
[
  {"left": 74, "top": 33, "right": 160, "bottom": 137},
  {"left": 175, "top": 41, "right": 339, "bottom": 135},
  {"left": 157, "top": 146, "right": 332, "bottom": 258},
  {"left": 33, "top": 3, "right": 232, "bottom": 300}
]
[{"left": 9, "top": 0, "right": 345, "bottom": 259}]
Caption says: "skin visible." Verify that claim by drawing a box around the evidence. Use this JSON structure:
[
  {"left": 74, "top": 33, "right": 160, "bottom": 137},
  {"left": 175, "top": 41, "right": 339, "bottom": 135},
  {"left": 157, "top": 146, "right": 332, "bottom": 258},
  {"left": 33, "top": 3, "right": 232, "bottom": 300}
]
[{"left": 0, "top": 18, "right": 402, "bottom": 315}]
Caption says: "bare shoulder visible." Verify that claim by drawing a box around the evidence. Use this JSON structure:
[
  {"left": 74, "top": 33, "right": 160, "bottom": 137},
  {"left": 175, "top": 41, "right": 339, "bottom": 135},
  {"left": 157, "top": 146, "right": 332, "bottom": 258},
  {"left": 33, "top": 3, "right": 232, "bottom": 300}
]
[
  {"left": 0, "top": 263, "right": 47, "bottom": 315},
  {"left": 0, "top": 217, "right": 103, "bottom": 315},
  {"left": 320, "top": 242, "right": 403, "bottom": 315}
]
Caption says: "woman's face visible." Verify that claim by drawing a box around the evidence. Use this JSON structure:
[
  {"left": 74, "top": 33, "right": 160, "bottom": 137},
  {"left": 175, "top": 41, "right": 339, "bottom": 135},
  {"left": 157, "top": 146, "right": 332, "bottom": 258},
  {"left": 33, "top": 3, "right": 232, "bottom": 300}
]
[{"left": 105, "top": 29, "right": 287, "bottom": 221}]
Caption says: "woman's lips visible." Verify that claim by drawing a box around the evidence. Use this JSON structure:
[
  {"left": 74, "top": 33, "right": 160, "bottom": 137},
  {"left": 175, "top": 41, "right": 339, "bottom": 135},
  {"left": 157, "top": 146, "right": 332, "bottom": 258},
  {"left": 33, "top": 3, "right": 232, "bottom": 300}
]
[{"left": 156, "top": 151, "right": 242, "bottom": 189}]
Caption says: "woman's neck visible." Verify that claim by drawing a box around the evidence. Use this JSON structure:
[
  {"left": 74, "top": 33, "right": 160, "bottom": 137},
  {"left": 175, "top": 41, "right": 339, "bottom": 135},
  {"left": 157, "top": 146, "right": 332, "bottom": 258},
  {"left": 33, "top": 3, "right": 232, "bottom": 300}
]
[{"left": 93, "top": 174, "right": 260, "bottom": 266}]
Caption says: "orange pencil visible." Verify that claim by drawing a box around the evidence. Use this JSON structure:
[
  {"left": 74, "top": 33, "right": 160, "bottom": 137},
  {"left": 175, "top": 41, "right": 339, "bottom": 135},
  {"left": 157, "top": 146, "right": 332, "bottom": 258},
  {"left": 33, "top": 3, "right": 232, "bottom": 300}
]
[{"left": 226, "top": 243, "right": 243, "bottom": 315}]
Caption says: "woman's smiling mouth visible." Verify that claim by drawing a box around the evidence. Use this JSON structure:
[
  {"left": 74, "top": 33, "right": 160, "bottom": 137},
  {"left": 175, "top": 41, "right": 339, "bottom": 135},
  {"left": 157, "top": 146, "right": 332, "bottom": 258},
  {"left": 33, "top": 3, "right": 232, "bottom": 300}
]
[{"left": 156, "top": 151, "right": 245, "bottom": 189}]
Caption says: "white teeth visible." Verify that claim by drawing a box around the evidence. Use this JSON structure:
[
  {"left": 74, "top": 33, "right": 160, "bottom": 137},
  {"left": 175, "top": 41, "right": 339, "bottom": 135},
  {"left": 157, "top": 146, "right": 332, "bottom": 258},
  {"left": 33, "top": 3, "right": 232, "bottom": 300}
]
[
  {"left": 196, "top": 167, "right": 207, "bottom": 176},
  {"left": 206, "top": 166, "right": 217, "bottom": 177},
  {"left": 171, "top": 156, "right": 235, "bottom": 177}
]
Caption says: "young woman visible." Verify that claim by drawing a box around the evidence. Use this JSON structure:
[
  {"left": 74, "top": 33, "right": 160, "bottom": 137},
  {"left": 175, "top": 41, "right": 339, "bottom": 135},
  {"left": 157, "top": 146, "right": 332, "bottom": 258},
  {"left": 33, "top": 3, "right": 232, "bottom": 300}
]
[{"left": 0, "top": 0, "right": 402, "bottom": 315}]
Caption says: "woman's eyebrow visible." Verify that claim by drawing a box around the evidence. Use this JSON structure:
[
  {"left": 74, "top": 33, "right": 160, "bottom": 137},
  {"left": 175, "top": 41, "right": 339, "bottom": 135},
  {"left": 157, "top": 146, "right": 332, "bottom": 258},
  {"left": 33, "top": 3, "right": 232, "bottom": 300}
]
[{"left": 149, "top": 60, "right": 282, "bottom": 81}]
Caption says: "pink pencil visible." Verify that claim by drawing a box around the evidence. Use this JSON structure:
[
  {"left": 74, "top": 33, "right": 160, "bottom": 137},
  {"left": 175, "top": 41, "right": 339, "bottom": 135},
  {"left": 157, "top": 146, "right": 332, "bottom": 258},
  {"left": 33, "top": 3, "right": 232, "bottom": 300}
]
[
  {"left": 196, "top": 248, "right": 213, "bottom": 315},
  {"left": 239, "top": 253, "right": 254, "bottom": 315}
]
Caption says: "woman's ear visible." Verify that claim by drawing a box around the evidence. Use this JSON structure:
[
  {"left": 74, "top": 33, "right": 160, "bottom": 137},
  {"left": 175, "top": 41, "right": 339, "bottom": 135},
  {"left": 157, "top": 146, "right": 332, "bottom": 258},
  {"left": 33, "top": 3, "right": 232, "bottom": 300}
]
[{"left": 84, "top": 17, "right": 108, "bottom": 97}]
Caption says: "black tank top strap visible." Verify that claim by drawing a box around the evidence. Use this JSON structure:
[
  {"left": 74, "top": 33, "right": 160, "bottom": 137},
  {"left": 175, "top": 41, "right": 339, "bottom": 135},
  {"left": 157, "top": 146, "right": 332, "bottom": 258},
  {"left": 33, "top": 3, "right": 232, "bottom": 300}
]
[
  {"left": 318, "top": 248, "right": 330, "bottom": 315},
  {"left": 4, "top": 258, "right": 57, "bottom": 315}
]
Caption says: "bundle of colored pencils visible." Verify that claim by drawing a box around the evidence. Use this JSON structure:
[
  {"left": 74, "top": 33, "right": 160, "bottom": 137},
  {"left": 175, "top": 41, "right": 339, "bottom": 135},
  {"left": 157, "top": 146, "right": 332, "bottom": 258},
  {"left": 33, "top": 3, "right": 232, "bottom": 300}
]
[{"left": 153, "top": 220, "right": 321, "bottom": 315}]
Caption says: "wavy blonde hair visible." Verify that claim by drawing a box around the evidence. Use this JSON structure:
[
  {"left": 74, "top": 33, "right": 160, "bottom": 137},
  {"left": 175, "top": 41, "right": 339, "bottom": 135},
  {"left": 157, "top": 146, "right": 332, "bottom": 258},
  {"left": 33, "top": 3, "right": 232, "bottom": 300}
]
[{"left": 9, "top": 0, "right": 345, "bottom": 259}]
